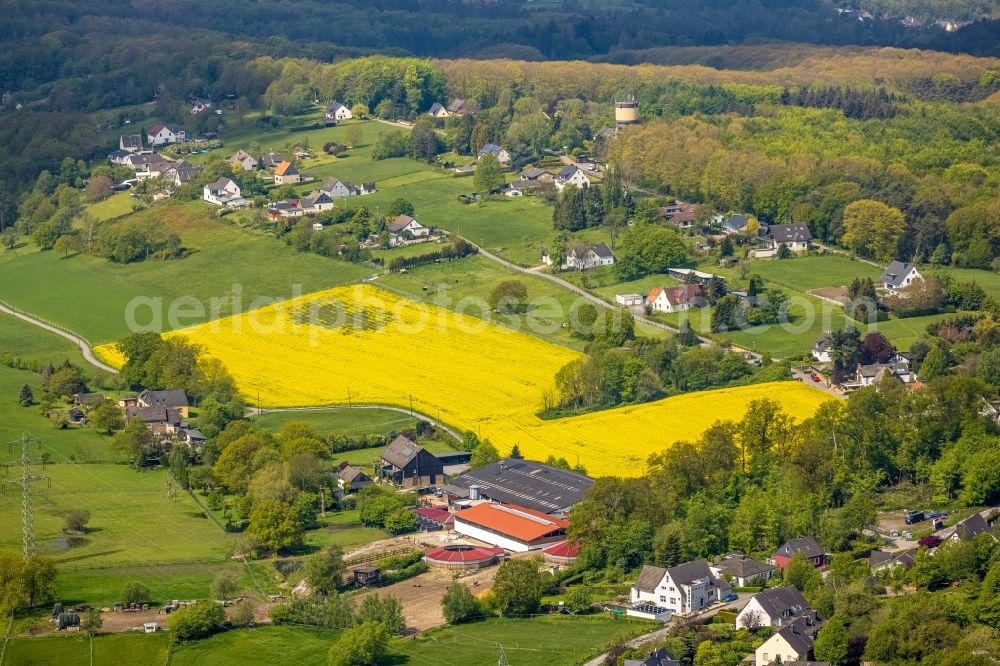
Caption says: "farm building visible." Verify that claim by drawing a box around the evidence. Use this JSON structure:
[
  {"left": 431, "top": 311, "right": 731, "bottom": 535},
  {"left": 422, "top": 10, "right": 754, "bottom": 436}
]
[
  {"left": 413, "top": 506, "right": 454, "bottom": 531},
  {"left": 337, "top": 464, "right": 372, "bottom": 493},
  {"left": 452, "top": 502, "right": 569, "bottom": 552},
  {"left": 444, "top": 458, "right": 594, "bottom": 516},
  {"left": 352, "top": 565, "right": 380, "bottom": 587},
  {"left": 542, "top": 540, "right": 580, "bottom": 566},
  {"left": 423, "top": 544, "right": 504, "bottom": 571},
  {"left": 377, "top": 435, "right": 444, "bottom": 488}
]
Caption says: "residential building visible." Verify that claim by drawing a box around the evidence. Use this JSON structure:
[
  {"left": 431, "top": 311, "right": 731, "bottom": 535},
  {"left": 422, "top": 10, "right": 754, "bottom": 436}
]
[
  {"left": 721, "top": 214, "right": 750, "bottom": 235},
  {"left": 300, "top": 190, "right": 335, "bottom": 213},
  {"left": 711, "top": 554, "right": 775, "bottom": 588},
  {"left": 125, "top": 406, "right": 183, "bottom": 435},
  {"left": 377, "top": 435, "right": 444, "bottom": 488},
  {"left": 325, "top": 102, "right": 352, "bottom": 122},
  {"left": 337, "top": 465, "right": 372, "bottom": 493},
  {"left": 867, "top": 549, "right": 917, "bottom": 572},
  {"left": 478, "top": 143, "right": 511, "bottom": 167},
  {"left": 447, "top": 98, "right": 481, "bottom": 116},
  {"left": 452, "top": 502, "right": 568, "bottom": 552},
  {"left": 773, "top": 537, "right": 826, "bottom": 569},
  {"left": 812, "top": 332, "right": 833, "bottom": 363},
  {"left": 137, "top": 389, "right": 189, "bottom": 418},
  {"left": 647, "top": 284, "right": 707, "bottom": 314},
  {"left": 666, "top": 268, "right": 718, "bottom": 285},
  {"left": 203, "top": 177, "right": 242, "bottom": 206},
  {"left": 631, "top": 560, "right": 731, "bottom": 615},
  {"left": 259, "top": 153, "right": 286, "bottom": 169},
  {"left": 768, "top": 223, "right": 812, "bottom": 252},
  {"left": 624, "top": 648, "right": 680, "bottom": 666},
  {"left": 444, "top": 458, "right": 594, "bottom": 517},
  {"left": 756, "top": 619, "right": 818, "bottom": 665},
  {"left": 387, "top": 214, "right": 430, "bottom": 245},
  {"left": 320, "top": 178, "right": 375, "bottom": 198},
  {"left": 119, "top": 134, "right": 145, "bottom": 153},
  {"left": 228, "top": 149, "right": 258, "bottom": 171},
  {"left": 520, "top": 167, "right": 551, "bottom": 182},
  {"left": 736, "top": 586, "right": 812, "bottom": 630},
  {"left": 268, "top": 200, "right": 306, "bottom": 219},
  {"left": 945, "top": 512, "right": 994, "bottom": 542},
  {"left": 659, "top": 202, "right": 698, "bottom": 229},
  {"left": 880, "top": 261, "right": 922, "bottom": 295},
  {"left": 147, "top": 123, "right": 187, "bottom": 146},
  {"left": 555, "top": 165, "right": 590, "bottom": 191},
  {"left": 428, "top": 102, "right": 449, "bottom": 118},
  {"left": 565, "top": 243, "right": 615, "bottom": 270},
  {"left": 856, "top": 361, "right": 914, "bottom": 386},
  {"left": 273, "top": 161, "right": 302, "bottom": 185}
]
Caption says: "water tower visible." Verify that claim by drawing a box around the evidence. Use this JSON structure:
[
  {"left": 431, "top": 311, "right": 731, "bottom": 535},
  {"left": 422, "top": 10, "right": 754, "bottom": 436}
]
[{"left": 615, "top": 97, "right": 639, "bottom": 124}]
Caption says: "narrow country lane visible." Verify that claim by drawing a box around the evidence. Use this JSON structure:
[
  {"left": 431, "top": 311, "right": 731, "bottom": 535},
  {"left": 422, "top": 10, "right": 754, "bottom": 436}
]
[{"left": 0, "top": 303, "right": 118, "bottom": 374}]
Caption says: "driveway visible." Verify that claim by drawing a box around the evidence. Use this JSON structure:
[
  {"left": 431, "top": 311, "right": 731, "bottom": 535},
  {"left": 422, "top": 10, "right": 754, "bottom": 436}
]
[{"left": 791, "top": 368, "right": 845, "bottom": 399}]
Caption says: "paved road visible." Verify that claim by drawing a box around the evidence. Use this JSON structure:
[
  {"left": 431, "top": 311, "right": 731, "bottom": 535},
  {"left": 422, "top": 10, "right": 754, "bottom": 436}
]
[
  {"left": 0, "top": 303, "right": 119, "bottom": 374},
  {"left": 791, "top": 368, "right": 846, "bottom": 400},
  {"left": 247, "top": 403, "right": 463, "bottom": 442},
  {"left": 463, "top": 238, "right": 715, "bottom": 343}
]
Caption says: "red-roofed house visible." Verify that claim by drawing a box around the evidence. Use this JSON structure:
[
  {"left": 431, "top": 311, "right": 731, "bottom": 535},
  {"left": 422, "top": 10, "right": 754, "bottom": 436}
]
[
  {"left": 648, "top": 285, "right": 707, "bottom": 314},
  {"left": 453, "top": 502, "right": 568, "bottom": 552}
]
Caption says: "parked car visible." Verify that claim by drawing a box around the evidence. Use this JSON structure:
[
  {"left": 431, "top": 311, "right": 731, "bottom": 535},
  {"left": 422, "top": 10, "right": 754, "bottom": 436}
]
[
  {"left": 810, "top": 373, "right": 821, "bottom": 382},
  {"left": 905, "top": 510, "right": 924, "bottom": 524},
  {"left": 722, "top": 593, "right": 738, "bottom": 602}
]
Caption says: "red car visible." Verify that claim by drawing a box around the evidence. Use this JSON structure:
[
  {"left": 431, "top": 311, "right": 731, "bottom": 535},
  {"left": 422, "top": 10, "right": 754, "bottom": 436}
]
[{"left": 810, "top": 373, "right": 821, "bottom": 382}]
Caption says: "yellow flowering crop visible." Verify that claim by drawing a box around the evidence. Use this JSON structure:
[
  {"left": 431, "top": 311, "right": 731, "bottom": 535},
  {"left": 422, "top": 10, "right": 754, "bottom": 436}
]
[{"left": 96, "top": 285, "right": 830, "bottom": 476}]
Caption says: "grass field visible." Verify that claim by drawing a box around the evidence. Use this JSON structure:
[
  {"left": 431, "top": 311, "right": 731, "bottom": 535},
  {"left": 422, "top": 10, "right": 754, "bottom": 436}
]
[
  {"left": 84, "top": 192, "right": 134, "bottom": 222},
  {"left": 167, "top": 615, "right": 656, "bottom": 665},
  {"left": 253, "top": 407, "right": 422, "bottom": 438},
  {"left": 3, "top": 632, "right": 169, "bottom": 666},
  {"left": 107, "top": 284, "right": 831, "bottom": 476},
  {"left": 0, "top": 200, "right": 371, "bottom": 343},
  {"left": 56, "top": 560, "right": 252, "bottom": 606},
  {"left": 0, "top": 464, "right": 234, "bottom": 569}
]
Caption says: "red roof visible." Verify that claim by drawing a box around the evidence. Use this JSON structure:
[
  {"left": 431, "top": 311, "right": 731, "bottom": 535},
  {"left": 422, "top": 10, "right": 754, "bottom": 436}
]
[
  {"left": 413, "top": 507, "right": 453, "bottom": 524},
  {"left": 424, "top": 544, "right": 504, "bottom": 563},
  {"left": 649, "top": 284, "right": 703, "bottom": 307},
  {"left": 543, "top": 540, "right": 580, "bottom": 558},
  {"left": 454, "top": 503, "right": 568, "bottom": 542}
]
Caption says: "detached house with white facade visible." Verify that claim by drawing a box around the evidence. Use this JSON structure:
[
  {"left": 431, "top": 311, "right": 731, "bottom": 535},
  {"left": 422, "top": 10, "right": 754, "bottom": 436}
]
[
  {"left": 555, "top": 165, "right": 591, "bottom": 191},
  {"left": 736, "top": 586, "right": 815, "bottom": 630},
  {"left": 631, "top": 559, "right": 731, "bottom": 616},
  {"left": 202, "top": 177, "right": 243, "bottom": 207},
  {"left": 147, "top": 123, "right": 187, "bottom": 146},
  {"left": 880, "top": 261, "right": 922, "bottom": 296},
  {"left": 564, "top": 243, "right": 615, "bottom": 270}
]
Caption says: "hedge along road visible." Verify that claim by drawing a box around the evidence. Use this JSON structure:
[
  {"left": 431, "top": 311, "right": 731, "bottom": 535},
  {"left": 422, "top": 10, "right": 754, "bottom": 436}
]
[{"left": 0, "top": 302, "right": 119, "bottom": 374}]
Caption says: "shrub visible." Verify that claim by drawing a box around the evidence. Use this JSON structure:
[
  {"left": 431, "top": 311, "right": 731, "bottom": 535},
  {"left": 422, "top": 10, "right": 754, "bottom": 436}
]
[{"left": 169, "top": 601, "right": 225, "bottom": 641}]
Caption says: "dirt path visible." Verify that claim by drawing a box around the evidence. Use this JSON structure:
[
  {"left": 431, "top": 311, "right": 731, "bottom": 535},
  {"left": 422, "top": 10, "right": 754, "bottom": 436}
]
[{"left": 0, "top": 302, "right": 118, "bottom": 374}]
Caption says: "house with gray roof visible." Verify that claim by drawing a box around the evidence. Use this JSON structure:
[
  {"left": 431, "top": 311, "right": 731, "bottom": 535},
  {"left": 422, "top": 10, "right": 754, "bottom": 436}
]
[
  {"left": 773, "top": 536, "right": 826, "bottom": 569},
  {"left": 880, "top": 260, "right": 921, "bottom": 295},
  {"left": 867, "top": 548, "right": 916, "bottom": 572},
  {"left": 711, "top": 554, "right": 775, "bottom": 587},
  {"left": 624, "top": 648, "right": 680, "bottom": 666},
  {"left": 736, "top": 586, "right": 813, "bottom": 630},
  {"left": 137, "top": 389, "right": 189, "bottom": 417},
  {"left": 767, "top": 223, "right": 812, "bottom": 251},
  {"left": 338, "top": 464, "right": 373, "bottom": 493},
  {"left": 721, "top": 214, "right": 749, "bottom": 234},
  {"left": 565, "top": 242, "right": 615, "bottom": 270},
  {"left": 377, "top": 435, "right": 444, "bottom": 488},
  {"left": 946, "top": 512, "right": 994, "bottom": 543},
  {"left": 756, "top": 617, "right": 821, "bottom": 666},
  {"left": 631, "top": 559, "right": 730, "bottom": 615}
]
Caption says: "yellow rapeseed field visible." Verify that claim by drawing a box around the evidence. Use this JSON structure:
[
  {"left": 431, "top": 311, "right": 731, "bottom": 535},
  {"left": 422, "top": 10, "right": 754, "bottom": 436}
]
[{"left": 96, "top": 285, "right": 831, "bottom": 476}]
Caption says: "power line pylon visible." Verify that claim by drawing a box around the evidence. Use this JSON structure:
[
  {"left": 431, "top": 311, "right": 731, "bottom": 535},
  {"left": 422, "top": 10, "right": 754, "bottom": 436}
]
[
  {"left": 2, "top": 433, "right": 49, "bottom": 557},
  {"left": 497, "top": 644, "right": 510, "bottom": 666}
]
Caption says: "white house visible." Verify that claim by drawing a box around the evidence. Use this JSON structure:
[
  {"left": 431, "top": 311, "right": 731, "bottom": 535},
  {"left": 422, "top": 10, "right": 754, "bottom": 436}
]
[
  {"left": 647, "top": 285, "right": 706, "bottom": 314},
  {"left": 387, "top": 214, "right": 430, "bottom": 245},
  {"left": 755, "top": 619, "right": 817, "bottom": 666},
  {"left": 203, "top": 177, "right": 242, "bottom": 206},
  {"left": 119, "top": 134, "right": 145, "bottom": 153},
  {"left": 565, "top": 243, "right": 615, "bottom": 270},
  {"left": 856, "top": 361, "right": 914, "bottom": 386},
  {"left": 428, "top": 103, "right": 450, "bottom": 118},
  {"left": 721, "top": 214, "right": 750, "bottom": 235},
  {"left": 767, "top": 223, "right": 812, "bottom": 252},
  {"left": 880, "top": 261, "right": 922, "bottom": 295},
  {"left": 300, "top": 191, "right": 335, "bottom": 213},
  {"left": 228, "top": 149, "right": 258, "bottom": 172},
  {"left": 812, "top": 332, "right": 833, "bottom": 363},
  {"left": 147, "top": 123, "right": 187, "bottom": 146},
  {"left": 736, "top": 586, "right": 812, "bottom": 630},
  {"left": 555, "top": 165, "right": 590, "bottom": 191},
  {"left": 326, "top": 102, "right": 353, "bottom": 122},
  {"left": 478, "top": 143, "right": 511, "bottom": 167},
  {"left": 631, "top": 560, "right": 730, "bottom": 615}
]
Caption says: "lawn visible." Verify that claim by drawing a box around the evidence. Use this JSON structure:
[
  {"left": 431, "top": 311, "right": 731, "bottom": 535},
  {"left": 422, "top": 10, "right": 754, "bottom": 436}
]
[
  {"left": 56, "top": 561, "right": 252, "bottom": 606},
  {"left": 932, "top": 266, "right": 1000, "bottom": 301},
  {"left": 253, "top": 407, "right": 422, "bottom": 439},
  {"left": 3, "top": 632, "right": 169, "bottom": 666},
  {"left": 327, "top": 439, "right": 459, "bottom": 469},
  {"left": 167, "top": 615, "right": 656, "bottom": 666},
  {"left": 750, "top": 254, "right": 883, "bottom": 291},
  {"left": 0, "top": 464, "right": 234, "bottom": 569},
  {"left": 0, "top": 200, "right": 371, "bottom": 343},
  {"left": 84, "top": 192, "right": 134, "bottom": 222},
  {"left": 0, "top": 310, "right": 89, "bottom": 367}
]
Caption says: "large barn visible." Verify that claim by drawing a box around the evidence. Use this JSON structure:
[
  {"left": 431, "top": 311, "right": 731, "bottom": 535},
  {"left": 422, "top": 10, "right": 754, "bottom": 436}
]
[
  {"left": 444, "top": 459, "right": 594, "bottom": 517},
  {"left": 452, "top": 502, "right": 569, "bottom": 552}
]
